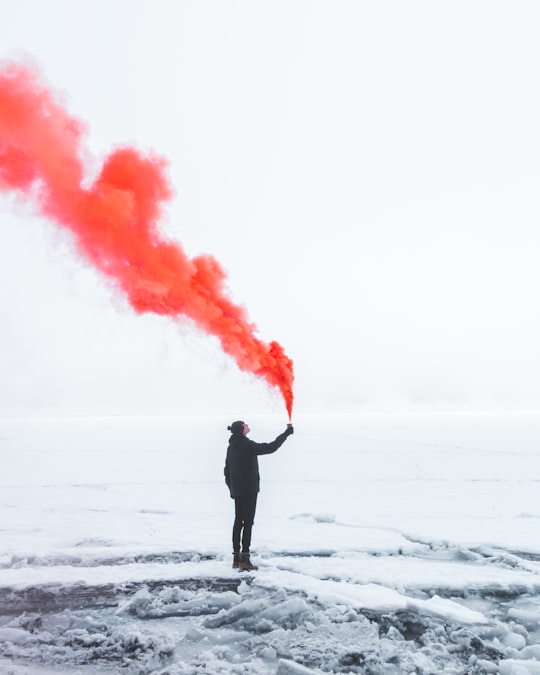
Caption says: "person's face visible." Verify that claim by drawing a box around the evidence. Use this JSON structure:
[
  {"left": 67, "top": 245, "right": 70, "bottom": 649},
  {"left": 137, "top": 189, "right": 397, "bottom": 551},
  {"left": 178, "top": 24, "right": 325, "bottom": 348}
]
[{"left": 243, "top": 422, "right": 250, "bottom": 435}]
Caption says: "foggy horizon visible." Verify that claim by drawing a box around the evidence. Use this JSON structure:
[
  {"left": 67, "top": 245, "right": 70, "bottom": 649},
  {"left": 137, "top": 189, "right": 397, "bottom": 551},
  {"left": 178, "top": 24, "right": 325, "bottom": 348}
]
[{"left": 1, "top": 1, "right": 539, "bottom": 418}]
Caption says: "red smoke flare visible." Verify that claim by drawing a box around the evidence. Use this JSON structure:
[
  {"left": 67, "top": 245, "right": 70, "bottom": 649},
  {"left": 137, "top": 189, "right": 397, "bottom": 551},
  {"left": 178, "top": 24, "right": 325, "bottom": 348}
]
[{"left": 0, "top": 62, "right": 294, "bottom": 418}]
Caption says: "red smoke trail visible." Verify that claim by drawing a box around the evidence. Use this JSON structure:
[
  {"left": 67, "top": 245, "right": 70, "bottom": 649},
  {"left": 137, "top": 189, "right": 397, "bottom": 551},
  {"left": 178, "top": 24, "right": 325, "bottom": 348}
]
[{"left": 0, "top": 62, "right": 294, "bottom": 418}]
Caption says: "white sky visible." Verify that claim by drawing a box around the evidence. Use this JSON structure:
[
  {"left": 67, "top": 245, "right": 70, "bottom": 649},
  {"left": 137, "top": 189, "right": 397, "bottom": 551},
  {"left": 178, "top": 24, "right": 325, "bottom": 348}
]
[{"left": 1, "top": 0, "right": 540, "bottom": 417}]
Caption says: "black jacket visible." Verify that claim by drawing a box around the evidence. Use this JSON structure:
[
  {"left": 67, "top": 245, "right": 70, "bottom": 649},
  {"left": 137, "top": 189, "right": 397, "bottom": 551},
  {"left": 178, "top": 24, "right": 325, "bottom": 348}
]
[{"left": 224, "top": 429, "right": 292, "bottom": 498}]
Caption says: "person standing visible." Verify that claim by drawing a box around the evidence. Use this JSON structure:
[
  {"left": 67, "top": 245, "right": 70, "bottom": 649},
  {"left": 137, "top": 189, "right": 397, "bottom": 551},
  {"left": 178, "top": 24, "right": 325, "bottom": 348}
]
[{"left": 224, "top": 420, "right": 294, "bottom": 571}]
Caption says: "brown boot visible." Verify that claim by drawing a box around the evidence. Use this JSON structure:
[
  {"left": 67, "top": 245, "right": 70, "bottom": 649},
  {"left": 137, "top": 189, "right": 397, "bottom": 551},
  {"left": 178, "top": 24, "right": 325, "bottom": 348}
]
[
  {"left": 232, "top": 551, "right": 241, "bottom": 569},
  {"left": 239, "top": 552, "right": 258, "bottom": 571}
]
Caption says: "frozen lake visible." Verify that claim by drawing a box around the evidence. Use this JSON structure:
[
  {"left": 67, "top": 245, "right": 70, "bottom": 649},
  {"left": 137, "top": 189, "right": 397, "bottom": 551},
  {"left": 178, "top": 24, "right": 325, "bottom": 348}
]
[{"left": 1, "top": 411, "right": 540, "bottom": 674}]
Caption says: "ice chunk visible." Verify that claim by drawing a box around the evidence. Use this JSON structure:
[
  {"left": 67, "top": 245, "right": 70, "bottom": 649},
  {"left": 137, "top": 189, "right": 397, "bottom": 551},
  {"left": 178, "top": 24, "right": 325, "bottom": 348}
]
[
  {"left": 500, "top": 630, "right": 527, "bottom": 650},
  {"left": 277, "top": 660, "right": 324, "bottom": 674},
  {"left": 0, "top": 627, "right": 31, "bottom": 644},
  {"left": 500, "top": 660, "right": 540, "bottom": 675},
  {"left": 261, "top": 645, "right": 277, "bottom": 660},
  {"left": 521, "top": 645, "right": 540, "bottom": 660}
]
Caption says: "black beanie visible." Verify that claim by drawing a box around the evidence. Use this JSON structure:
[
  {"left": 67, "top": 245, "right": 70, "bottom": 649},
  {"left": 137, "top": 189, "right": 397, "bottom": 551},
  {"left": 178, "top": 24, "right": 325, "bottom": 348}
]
[{"left": 227, "top": 420, "right": 245, "bottom": 435}]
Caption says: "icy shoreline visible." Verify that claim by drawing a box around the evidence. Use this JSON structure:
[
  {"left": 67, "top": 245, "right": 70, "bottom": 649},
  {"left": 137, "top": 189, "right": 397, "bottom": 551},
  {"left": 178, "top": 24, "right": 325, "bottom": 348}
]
[{"left": 1, "top": 546, "right": 540, "bottom": 674}]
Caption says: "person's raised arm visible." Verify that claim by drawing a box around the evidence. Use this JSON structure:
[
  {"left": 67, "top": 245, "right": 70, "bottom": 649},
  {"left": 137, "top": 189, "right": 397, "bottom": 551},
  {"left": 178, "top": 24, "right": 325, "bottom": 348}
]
[{"left": 250, "top": 424, "right": 294, "bottom": 456}]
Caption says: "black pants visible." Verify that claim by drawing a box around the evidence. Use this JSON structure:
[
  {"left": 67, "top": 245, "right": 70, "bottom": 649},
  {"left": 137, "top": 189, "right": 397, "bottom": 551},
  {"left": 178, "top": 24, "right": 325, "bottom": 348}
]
[{"left": 233, "top": 494, "right": 258, "bottom": 553}]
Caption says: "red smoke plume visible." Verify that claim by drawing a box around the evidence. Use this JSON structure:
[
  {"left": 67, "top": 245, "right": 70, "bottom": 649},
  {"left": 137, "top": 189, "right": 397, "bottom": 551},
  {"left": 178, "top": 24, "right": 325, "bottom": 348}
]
[{"left": 0, "top": 62, "right": 294, "bottom": 418}]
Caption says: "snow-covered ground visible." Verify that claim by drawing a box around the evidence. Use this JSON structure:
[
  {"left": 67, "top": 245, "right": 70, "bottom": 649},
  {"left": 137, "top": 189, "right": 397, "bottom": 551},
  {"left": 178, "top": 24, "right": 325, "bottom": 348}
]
[{"left": 1, "top": 411, "right": 540, "bottom": 674}]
